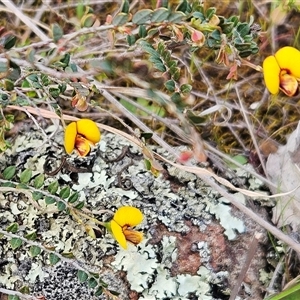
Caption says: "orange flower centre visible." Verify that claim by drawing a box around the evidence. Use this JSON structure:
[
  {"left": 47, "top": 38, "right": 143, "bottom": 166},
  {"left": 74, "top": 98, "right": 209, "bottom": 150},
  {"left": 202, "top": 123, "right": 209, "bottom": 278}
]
[
  {"left": 122, "top": 225, "right": 143, "bottom": 246},
  {"left": 279, "top": 69, "right": 299, "bottom": 97},
  {"left": 75, "top": 135, "right": 92, "bottom": 156}
]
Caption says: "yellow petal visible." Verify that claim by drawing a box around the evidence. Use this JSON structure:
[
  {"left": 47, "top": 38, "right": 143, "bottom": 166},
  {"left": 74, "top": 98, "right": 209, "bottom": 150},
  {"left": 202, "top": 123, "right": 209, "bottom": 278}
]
[
  {"left": 275, "top": 46, "right": 300, "bottom": 78},
  {"left": 262, "top": 55, "right": 280, "bottom": 95},
  {"left": 64, "top": 122, "right": 77, "bottom": 154},
  {"left": 123, "top": 227, "right": 143, "bottom": 246},
  {"left": 76, "top": 119, "right": 101, "bottom": 144},
  {"left": 110, "top": 220, "right": 127, "bottom": 249},
  {"left": 113, "top": 206, "right": 143, "bottom": 227},
  {"left": 75, "top": 135, "right": 91, "bottom": 157},
  {"left": 279, "top": 70, "right": 299, "bottom": 97}
]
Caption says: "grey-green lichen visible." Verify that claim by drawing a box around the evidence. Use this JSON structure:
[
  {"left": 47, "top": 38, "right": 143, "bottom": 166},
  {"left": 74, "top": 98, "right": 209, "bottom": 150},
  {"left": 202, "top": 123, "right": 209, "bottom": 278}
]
[
  {"left": 113, "top": 236, "right": 216, "bottom": 299},
  {"left": 0, "top": 125, "right": 268, "bottom": 299}
]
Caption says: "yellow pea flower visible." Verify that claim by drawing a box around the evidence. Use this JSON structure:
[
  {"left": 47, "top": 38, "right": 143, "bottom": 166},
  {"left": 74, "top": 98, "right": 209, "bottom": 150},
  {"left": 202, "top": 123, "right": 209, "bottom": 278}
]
[
  {"left": 64, "top": 119, "right": 101, "bottom": 157},
  {"left": 263, "top": 46, "right": 300, "bottom": 97},
  {"left": 108, "top": 206, "right": 143, "bottom": 249}
]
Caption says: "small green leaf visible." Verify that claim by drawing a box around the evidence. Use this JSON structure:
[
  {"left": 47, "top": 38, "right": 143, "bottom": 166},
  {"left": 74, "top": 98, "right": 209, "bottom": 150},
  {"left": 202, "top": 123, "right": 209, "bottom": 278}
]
[
  {"left": 165, "top": 80, "right": 175, "bottom": 92},
  {"left": 176, "top": 0, "right": 192, "bottom": 13},
  {"left": 144, "top": 159, "right": 151, "bottom": 170},
  {"left": 60, "top": 53, "right": 71, "bottom": 66},
  {"left": 10, "top": 237, "right": 23, "bottom": 250},
  {"left": 81, "top": 13, "right": 97, "bottom": 28},
  {"left": 27, "top": 49, "right": 36, "bottom": 63},
  {"left": 16, "top": 183, "right": 29, "bottom": 189},
  {"left": 138, "top": 25, "right": 147, "bottom": 38},
  {"left": 57, "top": 201, "right": 66, "bottom": 211},
  {"left": 3, "top": 165, "right": 16, "bottom": 180},
  {"left": 52, "top": 23, "right": 63, "bottom": 42},
  {"left": 180, "top": 83, "right": 192, "bottom": 94},
  {"left": 29, "top": 245, "right": 41, "bottom": 257},
  {"left": 61, "top": 252, "right": 75, "bottom": 258},
  {"left": 226, "top": 155, "right": 248, "bottom": 169},
  {"left": 49, "top": 253, "right": 61, "bottom": 265},
  {"left": 109, "top": 290, "right": 120, "bottom": 296},
  {"left": 59, "top": 186, "right": 70, "bottom": 199},
  {"left": 149, "top": 57, "right": 166, "bottom": 72},
  {"left": 76, "top": 3, "right": 85, "bottom": 19},
  {"left": 4, "top": 79, "right": 14, "bottom": 91},
  {"left": 77, "top": 270, "right": 89, "bottom": 283},
  {"left": 171, "top": 92, "right": 182, "bottom": 105},
  {"left": 2, "top": 34, "right": 17, "bottom": 50},
  {"left": 95, "top": 286, "right": 103, "bottom": 296},
  {"left": 112, "top": 12, "right": 129, "bottom": 26},
  {"left": 41, "top": 74, "right": 50, "bottom": 86},
  {"left": 27, "top": 74, "right": 39, "bottom": 82},
  {"left": 121, "top": 0, "right": 130, "bottom": 13},
  {"left": 6, "top": 223, "right": 19, "bottom": 233},
  {"left": 45, "top": 196, "right": 56, "bottom": 205},
  {"left": 141, "top": 132, "right": 153, "bottom": 140},
  {"left": 59, "top": 83, "right": 67, "bottom": 93},
  {"left": 236, "top": 23, "right": 250, "bottom": 37},
  {"left": 0, "top": 182, "right": 15, "bottom": 188},
  {"left": 139, "top": 41, "right": 160, "bottom": 58},
  {"left": 132, "top": 9, "right": 153, "bottom": 25},
  {"left": 167, "top": 11, "right": 185, "bottom": 23},
  {"left": 49, "top": 87, "right": 60, "bottom": 97},
  {"left": 8, "top": 295, "right": 20, "bottom": 300},
  {"left": 206, "top": 7, "right": 216, "bottom": 20},
  {"left": 171, "top": 67, "right": 181, "bottom": 81},
  {"left": 74, "top": 202, "right": 85, "bottom": 209},
  {"left": 19, "top": 286, "right": 30, "bottom": 294},
  {"left": 126, "top": 35, "right": 136, "bottom": 46},
  {"left": 32, "top": 191, "right": 43, "bottom": 201},
  {"left": 88, "top": 277, "right": 98, "bottom": 289},
  {"left": 19, "top": 169, "right": 32, "bottom": 184},
  {"left": 25, "top": 231, "right": 37, "bottom": 240},
  {"left": 151, "top": 7, "right": 170, "bottom": 23},
  {"left": 68, "top": 192, "right": 79, "bottom": 203},
  {"left": 34, "top": 173, "right": 45, "bottom": 189},
  {"left": 48, "top": 181, "right": 59, "bottom": 194}
]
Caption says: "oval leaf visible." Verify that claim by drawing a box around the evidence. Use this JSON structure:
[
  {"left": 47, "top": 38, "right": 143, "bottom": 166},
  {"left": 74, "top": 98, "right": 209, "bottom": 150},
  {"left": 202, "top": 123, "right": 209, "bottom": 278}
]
[
  {"left": 59, "top": 186, "right": 70, "bottom": 199},
  {"left": 34, "top": 173, "right": 45, "bottom": 189},
  {"left": 29, "top": 245, "right": 41, "bottom": 257},
  {"left": 32, "top": 191, "right": 43, "bottom": 201},
  {"left": 132, "top": 9, "right": 153, "bottom": 25},
  {"left": 151, "top": 8, "right": 170, "bottom": 23},
  {"left": 49, "top": 253, "right": 61, "bottom": 265},
  {"left": 19, "top": 169, "right": 32, "bottom": 184},
  {"left": 52, "top": 23, "right": 63, "bottom": 42},
  {"left": 25, "top": 231, "right": 37, "bottom": 240},
  {"left": 6, "top": 223, "right": 19, "bottom": 233},
  {"left": 57, "top": 201, "right": 66, "bottom": 211},
  {"left": 45, "top": 196, "right": 56, "bottom": 205},
  {"left": 77, "top": 270, "right": 89, "bottom": 283},
  {"left": 167, "top": 11, "right": 185, "bottom": 23},
  {"left": 68, "top": 192, "right": 79, "bottom": 203},
  {"left": 3, "top": 165, "right": 16, "bottom": 180},
  {"left": 48, "top": 181, "right": 59, "bottom": 194},
  {"left": 81, "top": 13, "right": 97, "bottom": 28},
  {"left": 112, "top": 12, "right": 129, "bottom": 26},
  {"left": 165, "top": 80, "right": 175, "bottom": 92},
  {"left": 8, "top": 296, "right": 20, "bottom": 300},
  {"left": 88, "top": 277, "right": 98, "bottom": 289},
  {"left": 10, "top": 237, "right": 23, "bottom": 250},
  {"left": 74, "top": 202, "right": 85, "bottom": 209}
]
